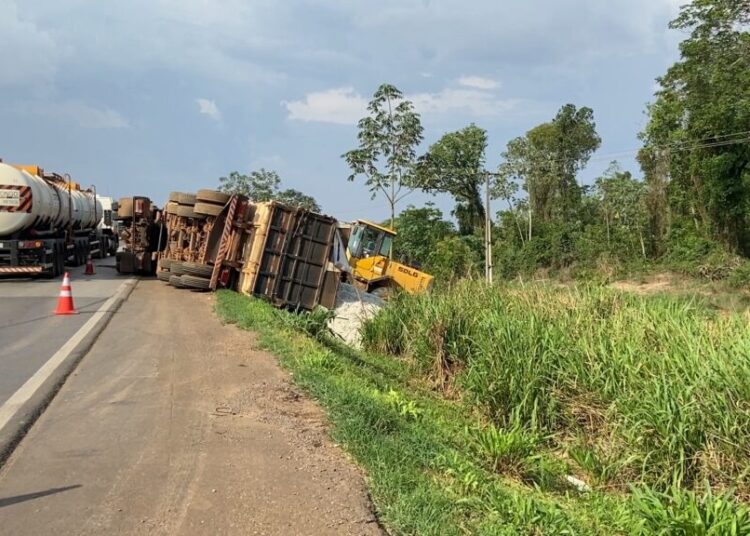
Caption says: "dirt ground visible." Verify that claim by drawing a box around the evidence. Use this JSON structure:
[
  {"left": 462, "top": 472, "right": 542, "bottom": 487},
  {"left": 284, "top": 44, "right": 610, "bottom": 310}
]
[{"left": 0, "top": 280, "right": 383, "bottom": 536}]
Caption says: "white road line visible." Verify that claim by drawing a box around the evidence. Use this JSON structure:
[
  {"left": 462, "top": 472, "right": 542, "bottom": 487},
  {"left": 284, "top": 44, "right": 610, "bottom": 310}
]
[{"left": 0, "top": 278, "right": 136, "bottom": 432}]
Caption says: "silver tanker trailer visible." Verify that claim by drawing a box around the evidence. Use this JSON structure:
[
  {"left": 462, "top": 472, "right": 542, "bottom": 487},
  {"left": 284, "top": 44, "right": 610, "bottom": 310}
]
[{"left": 0, "top": 161, "right": 115, "bottom": 277}]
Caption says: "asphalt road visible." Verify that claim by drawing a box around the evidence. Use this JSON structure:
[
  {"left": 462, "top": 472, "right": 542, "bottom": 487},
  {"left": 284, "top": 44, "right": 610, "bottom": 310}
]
[
  {"left": 0, "top": 259, "right": 128, "bottom": 406},
  {"left": 0, "top": 280, "right": 381, "bottom": 535}
]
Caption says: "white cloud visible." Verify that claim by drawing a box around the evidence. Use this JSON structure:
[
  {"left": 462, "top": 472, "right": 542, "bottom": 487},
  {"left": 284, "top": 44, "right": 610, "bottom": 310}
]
[
  {"left": 458, "top": 76, "right": 500, "bottom": 90},
  {"left": 23, "top": 101, "right": 129, "bottom": 129},
  {"left": 285, "top": 85, "right": 519, "bottom": 125},
  {"left": 284, "top": 87, "right": 367, "bottom": 125},
  {"left": 411, "top": 88, "right": 518, "bottom": 117},
  {"left": 196, "top": 98, "right": 222, "bottom": 121}
]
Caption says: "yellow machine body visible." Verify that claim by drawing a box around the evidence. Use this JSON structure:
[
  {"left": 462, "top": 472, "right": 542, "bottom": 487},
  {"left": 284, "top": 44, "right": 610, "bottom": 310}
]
[{"left": 346, "top": 220, "right": 433, "bottom": 294}]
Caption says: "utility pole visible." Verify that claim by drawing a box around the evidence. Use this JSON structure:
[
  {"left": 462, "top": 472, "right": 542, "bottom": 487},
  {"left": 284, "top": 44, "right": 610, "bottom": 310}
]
[{"left": 485, "top": 172, "right": 493, "bottom": 284}]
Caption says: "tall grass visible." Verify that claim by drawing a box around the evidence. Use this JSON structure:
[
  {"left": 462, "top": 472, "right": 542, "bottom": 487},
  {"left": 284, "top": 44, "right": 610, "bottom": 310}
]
[{"left": 361, "top": 282, "right": 750, "bottom": 496}]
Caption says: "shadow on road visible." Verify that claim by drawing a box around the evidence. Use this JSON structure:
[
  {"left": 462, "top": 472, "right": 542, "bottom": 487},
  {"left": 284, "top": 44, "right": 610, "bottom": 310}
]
[
  {"left": 0, "top": 485, "right": 81, "bottom": 508},
  {"left": 0, "top": 297, "right": 116, "bottom": 332}
]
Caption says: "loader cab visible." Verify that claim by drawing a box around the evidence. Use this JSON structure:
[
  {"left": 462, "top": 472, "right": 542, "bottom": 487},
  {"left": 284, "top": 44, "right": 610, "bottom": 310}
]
[
  {"left": 347, "top": 220, "right": 394, "bottom": 260},
  {"left": 345, "top": 220, "right": 434, "bottom": 295}
]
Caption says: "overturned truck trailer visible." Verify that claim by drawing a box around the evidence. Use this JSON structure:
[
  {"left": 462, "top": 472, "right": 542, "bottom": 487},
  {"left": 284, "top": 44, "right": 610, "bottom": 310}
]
[{"left": 238, "top": 201, "right": 339, "bottom": 311}]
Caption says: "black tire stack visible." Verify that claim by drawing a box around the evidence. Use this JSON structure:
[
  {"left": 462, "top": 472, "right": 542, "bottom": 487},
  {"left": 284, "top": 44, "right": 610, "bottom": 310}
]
[{"left": 157, "top": 189, "right": 229, "bottom": 291}]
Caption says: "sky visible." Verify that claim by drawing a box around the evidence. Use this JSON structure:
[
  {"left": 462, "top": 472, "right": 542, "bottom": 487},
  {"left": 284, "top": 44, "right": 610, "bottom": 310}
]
[{"left": 0, "top": 0, "right": 684, "bottom": 222}]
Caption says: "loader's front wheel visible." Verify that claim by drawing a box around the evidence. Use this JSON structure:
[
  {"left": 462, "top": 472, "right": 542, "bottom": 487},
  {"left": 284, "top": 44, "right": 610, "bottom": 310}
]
[{"left": 371, "top": 286, "right": 392, "bottom": 300}]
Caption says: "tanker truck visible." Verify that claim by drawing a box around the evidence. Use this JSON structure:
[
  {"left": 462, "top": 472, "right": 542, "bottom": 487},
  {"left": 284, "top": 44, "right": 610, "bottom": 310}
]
[{"left": 0, "top": 161, "right": 108, "bottom": 277}]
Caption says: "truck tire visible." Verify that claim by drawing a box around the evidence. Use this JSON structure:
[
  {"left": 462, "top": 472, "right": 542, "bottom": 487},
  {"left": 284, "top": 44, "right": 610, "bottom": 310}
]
[
  {"left": 196, "top": 189, "right": 230, "bottom": 205},
  {"left": 181, "top": 274, "right": 211, "bottom": 291},
  {"left": 182, "top": 262, "right": 213, "bottom": 277},
  {"left": 168, "top": 191, "right": 194, "bottom": 204},
  {"left": 157, "top": 270, "right": 171, "bottom": 282},
  {"left": 117, "top": 198, "right": 134, "bottom": 218},
  {"left": 169, "top": 275, "right": 186, "bottom": 288},
  {"left": 176, "top": 192, "right": 196, "bottom": 206},
  {"left": 170, "top": 261, "right": 185, "bottom": 275},
  {"left": 193, "top": 202, "right": 223, "bottom": 217},
  {"left": 175, "top": 205, "right": 201, "bottom": 219}
]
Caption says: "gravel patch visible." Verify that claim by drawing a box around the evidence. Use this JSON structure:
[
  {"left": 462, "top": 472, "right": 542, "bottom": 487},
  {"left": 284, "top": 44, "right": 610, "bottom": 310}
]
[{"left": 328, "top": 283, "right": 384, "bottom": 348}]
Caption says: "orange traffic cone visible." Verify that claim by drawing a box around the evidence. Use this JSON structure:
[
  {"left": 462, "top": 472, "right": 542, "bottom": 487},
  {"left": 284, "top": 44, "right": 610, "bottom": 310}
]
[
  {"left": 84, "top": 255, "right": 95, "bottom": 276},
  {"left": 54, "top": 272, "right": 79, "bottom": 315}
]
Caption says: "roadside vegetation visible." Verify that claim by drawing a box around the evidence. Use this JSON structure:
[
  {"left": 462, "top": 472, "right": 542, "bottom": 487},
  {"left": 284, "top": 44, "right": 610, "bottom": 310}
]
[
  {"left": 215, "top": 3, "right": 750, "bottom": 532},
  {"left": 217, "top": 288, "right": 750, "bottom": 534},
  {"left": 340, "top": 0, "right": 750, "bottom": 288}
]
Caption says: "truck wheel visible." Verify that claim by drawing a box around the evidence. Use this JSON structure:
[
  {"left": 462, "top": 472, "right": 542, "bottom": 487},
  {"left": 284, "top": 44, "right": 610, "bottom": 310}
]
[
  {"left": 176, "top": 192, "right": 196, "bottom": 206},
  {"left": 117, "top": 198, "right": 134, "bottom": 218},
  {"left": 196, "top": 189, "right": 230, "bottom": 205},
  {"left": 170, "top": 261, "right": 185, "bottom": 275},
  {"left": 169, "top": 275, "right": 186, "bottom": 288},
  {"left": 175, "top": 205, "right": 205, "bottom": 219},
  {"left": 181, "top": 274, "right": 211, "bottom": 291},
  {"left": 193, "top": 202, "right": 223, "bottom": 217},
  {"left": 169, "top": 191, "right": 196, "bottom": 205},
  {"left": 56, "top": 248, "right": 65, "bottom": 276},
  {"left": 182, "top": 262, "right": 213, "bottom": 277}
]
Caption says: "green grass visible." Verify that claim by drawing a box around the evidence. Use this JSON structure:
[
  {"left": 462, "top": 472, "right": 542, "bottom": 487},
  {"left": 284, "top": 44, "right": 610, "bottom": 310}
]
[{"left": 216, "top": 287, "right": 750, "bottom": 535}]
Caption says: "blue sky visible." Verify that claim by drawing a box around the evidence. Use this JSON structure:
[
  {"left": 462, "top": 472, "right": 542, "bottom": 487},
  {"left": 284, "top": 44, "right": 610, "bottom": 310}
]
[{"left": 1, "top": 0, "right": 683, "bottom": 222}]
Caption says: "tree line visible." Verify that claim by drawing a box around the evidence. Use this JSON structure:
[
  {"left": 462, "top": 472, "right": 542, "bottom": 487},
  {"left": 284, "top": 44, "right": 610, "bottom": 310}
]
[{"left": 344, "top": 0, "right": 750, "bottom": 284}]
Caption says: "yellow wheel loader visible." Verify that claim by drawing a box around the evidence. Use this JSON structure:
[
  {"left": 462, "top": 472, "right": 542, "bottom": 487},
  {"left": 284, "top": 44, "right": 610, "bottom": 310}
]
[{"left": 344, "top": 220, "right": 433, "bottom": 297}]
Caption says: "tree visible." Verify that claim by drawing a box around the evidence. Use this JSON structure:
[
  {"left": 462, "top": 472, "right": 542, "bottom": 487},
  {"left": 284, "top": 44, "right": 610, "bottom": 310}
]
[
  {"left": 392, "top": 203, "right": 455, "bottom": 267},
  {"left": 427, "top": 235, "right": 481, "bottom": 282},
  {"left": 594, "top": 162, "right": 649, "bottom": 258},
  {"left": 218, "top": 168, "right": 320, "bottom": 211},
  {"left": 498, "top": 104, "right": 601, "bottom": 238},
  {"left": 343, "top": 84, "right": 424, "bottom": 229},
  {"left": 491, "top": 166, "right": 525, "bottom": 243},
  {"left": 276, "top": 189, "right": 320, "bottom": 212},
  {"left": 416, "top": 124, "right": 489, "bottom": 235},
  {"left": 640, "top": 0, "right": 750, "bottom": 254},
  {"left": 219, "top": 169, "right": 280, "bottom": 200}
]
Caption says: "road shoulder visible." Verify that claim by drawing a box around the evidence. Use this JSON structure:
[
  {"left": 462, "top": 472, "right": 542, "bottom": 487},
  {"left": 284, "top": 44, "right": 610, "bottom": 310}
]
[
  {"left": 0, "top": 277, "right": 137, "bottom": 467},
  {"left": 0, "top": 280, "right": 382, "bottom": 536}
]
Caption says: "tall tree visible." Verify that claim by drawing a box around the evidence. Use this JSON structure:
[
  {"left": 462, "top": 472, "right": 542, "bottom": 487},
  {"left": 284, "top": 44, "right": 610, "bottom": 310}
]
[
  {"left": 639, "top": 0, "right": 750, "bottom": 254},
  {"left": 416, "top": 124, "right": 488, "bottom": 234},
  {"left": 392, "top": 203, "right": 455, "bottom": 267},
  {"left": 276, "top": 189, "right": 321, "bottom": 212},
  {"left": 343, "top": 84, "right": 424, "bottom": 229},
  {"left": 594, "top": 162, "right": 649, "bottom": 258},
  {"left": 499, "top": 104, "right": 601, "bottom": 238},
  {"left": 218, "top": 169, "right": 320, "bottom": 211},
  {"left": 219, "top": 169, "right": 280, "bottom": 200}
]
